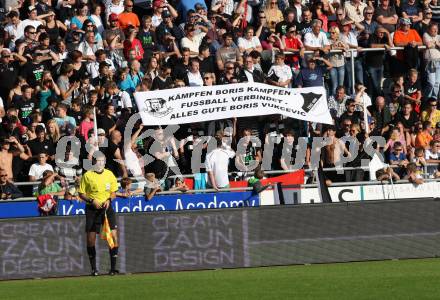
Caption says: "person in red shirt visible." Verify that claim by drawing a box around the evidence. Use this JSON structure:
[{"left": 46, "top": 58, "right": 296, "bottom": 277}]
[
  {"left": 118, "top": 0, "right": 140, "bottom": 30},
  {"left": 282, "top": 25, "right": 304, "bottom": 73},
  {"left": 123, "top": 26, "right": 144, "bottom": 61}
]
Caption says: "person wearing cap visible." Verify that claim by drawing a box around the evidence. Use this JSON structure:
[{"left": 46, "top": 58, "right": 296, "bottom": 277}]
[
  {"left": 156, "top": 9, "right": 184, "bottom": 43},
  {"left": 401, "top": 0, "right": 423, "bottom": 25},
  {"left": 295, "top": 54, "right": 332, "bottom": 88},
  {"left": 152, "top": 0, "right": 178, "bottom": 27},
  {"left": 374, "top": 0, "right": 398, "bottom": 33},
  {"left": 118, "top": 0, "right": 140, "bottom": 30},
  {"left": 393, "top": 17, "right": 422, "bottom": 62},
  {"left": 21, "top": 6, "right": 44, "bottom": 30},
  {"left": 103, "top": 13, "right": 125, "bottom": 50}
]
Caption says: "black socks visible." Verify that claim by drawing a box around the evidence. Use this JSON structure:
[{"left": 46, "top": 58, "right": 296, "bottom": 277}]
[
  {"left": 87, "top": 246, "right": 96, "bottom": 271},
  {"left": 109, "top": 247, "right": 118, "bottom": 271}
]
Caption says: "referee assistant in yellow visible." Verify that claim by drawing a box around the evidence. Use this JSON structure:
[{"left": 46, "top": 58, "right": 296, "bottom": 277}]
[{"left": 79, "top": 152, "right": 119, "bottom": 276}]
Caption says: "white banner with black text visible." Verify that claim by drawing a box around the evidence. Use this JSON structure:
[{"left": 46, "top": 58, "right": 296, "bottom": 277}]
[{"left": 134, "top": 83, "right": 333, "bottom": 125}]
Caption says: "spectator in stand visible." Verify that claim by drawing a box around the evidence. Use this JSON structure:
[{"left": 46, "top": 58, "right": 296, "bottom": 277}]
[
  {"left": 0, "top": 137, "right": 29, "bottom": 180},
  {"left": 70, "top": 4, "right": 92, "bottom": 30},
  {"left": 123, "top": 26, "right": 144, "bottom": 61},
  {"left": 403, "top": 69, "right": 422, "bottom": 114},
  {"left": 415, "top": 8, "right": 433, "bottom": 37},
  {"left": 266, "top": 53, "right": 292, "bottom": 88},
  {"left": 181, "top": 23, "right": 206, "bottom": 57},
  {"left": 275, "top": 8, "right": 299, "bottom": 37},
  {"left": 296, "top": 55, "right": 332, "bottom": 88},
  {"left": 421, "top": 98, "right": 440, "bottom": 128},
  {"left": 303, "top": 19, "right": 330, "bottom": 53},
  {"left": 369, "top": 96, "right": 392, "bottom": 135},
  {"left": 295, "top": 8, "right": 312, "bottom": 37},
  {"left": 360, "top": 6, "right": 378, "bottom": 35},
  {"left": 152, "top": 64, "right": 173, "bottom": 90},
  {"left": 184, "top": 59, "right": 203, "bottom": 87},
  {"left": 389, "top": 141, "right": 409, "bottom": 176},
  {"left": 238, "top": 26, "right": 263, "bottom": 54},
  {"left": 322, "top": 125, "right": 350, "bottom": 183},
  {"left": 405, "top": 162, "right": 424, "bottom": 185},
  {"left": 29, "top": 151, "right": 53, "bottom": 181},
  {"left": 415, "top": 121, "right": 434, "bottom": 149},
  {"left": 0, "top": 168, "right": 23, "bottom": 200},
  {"left": 216, "top": 33, "right": 242, "bottom": 71},
  {"left": 393, "top": 18, "right": 423, "bottom": 73},
  {"left": 238, "top": 56, "right": 264, "bottom": 83},
  {"left": 206, "top": 133, "right": 235, "bottom": 190},
  {"left": 144, "top": 173, "right": 161, "bottom": 200},
  {"left": 423, "top": 23, "right": 440, "bottom": 100},
  {"left": 35, "top": 170, "right": 65, "bottom": 197},
  {"left": 344, "top": 0, "right": 367, "bottom": 25},
  {"left": 46, "top": 118, "right": 60, "bottom": 142},
  {"left": 55, "top": 104, "right": 76, "bottom": 135},
  {"left": 374, "top": 0, "right": 398, "bottom": 33},
  {"left": 328, "top": 26, "right": 347, "bottom": 96},
  {"left": 425, "top": 140, "right": 440, "bottom": 177},
  {"left": 218, "top": 61, "right": 239, "bottom": 84},
  {"left": 27, "top": 125, "right": 55, "bottom": 161},
  {"left": 282, "top": 25, "right": 304, "bottom": 74},
  {"left": 401, "top": 0, "right": 422, "bottom": 26},
  {"left": 263, "top": 0, "right": 284, "bottom": 32},
  {"left": 118, "top": 0, "right": 140, "bottom": 30},
  {"left": 366, "top": 26, "right": 392, "bottom": 98}
]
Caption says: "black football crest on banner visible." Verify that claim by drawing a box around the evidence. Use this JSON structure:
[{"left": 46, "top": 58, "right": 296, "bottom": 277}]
[{"left": 300, "top": 92, "right": 322, "bottom": 113}]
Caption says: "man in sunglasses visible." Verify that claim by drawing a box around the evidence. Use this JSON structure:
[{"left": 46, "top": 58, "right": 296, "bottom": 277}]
[
  {"left": 0, "top": 48, "right": 27, "bottom": 104},
  {"left": 0, "top": 168, "right": 22, "bottom": 200},
  {"left": 118, "top": 0, "right": 140, "bottom": 30}
]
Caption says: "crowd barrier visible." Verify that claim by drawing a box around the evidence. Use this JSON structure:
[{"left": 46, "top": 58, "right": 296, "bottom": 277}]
[
  {"left": 1, "top": 198, "right": 439, "bottom": 280},
  {"left": 2, "top": 179, "right": 440, "bottom": 218}
]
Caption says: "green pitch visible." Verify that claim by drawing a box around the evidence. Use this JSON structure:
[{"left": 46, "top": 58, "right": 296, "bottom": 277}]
[{"left": 2, "top": 258, "right": 440, "bottom": 300}]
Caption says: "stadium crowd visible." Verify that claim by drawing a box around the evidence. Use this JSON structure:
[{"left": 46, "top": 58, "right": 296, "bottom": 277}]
[{"left": 0, "top": 0, "right": 439, "bottom": 198}]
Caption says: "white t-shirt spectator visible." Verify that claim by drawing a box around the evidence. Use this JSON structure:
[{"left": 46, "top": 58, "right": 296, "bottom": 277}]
[
  {"left": 238, "top": 36, "right": 261, "bottom": 52},
  {"left": 4, "top": 21, "right": 26, "bottom": 43},
  {"left": 29, "top": 163, "right": 54, "bottom": 180},
  {"left": 206, "top": 147, "right": 235, "bottom": 188},
  {"left": 181, "top": 32, "right": 206, "bottom": 56},
  {"left": 304, "top": 31, "right": 330, "bottom": 49},
  {"left": 267, "top": 64, "right": 293, "bottom": 87},
  {"left": 20, "top": 19, "right": 42, "bottom": 31},
  {"left": 186, "top": 71, "right": 203, "bottom": 86}
]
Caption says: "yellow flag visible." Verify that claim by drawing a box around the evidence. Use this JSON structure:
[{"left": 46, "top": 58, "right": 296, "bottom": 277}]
[{"left": 101, "top": 213, "right": 116, "bottom": 249}]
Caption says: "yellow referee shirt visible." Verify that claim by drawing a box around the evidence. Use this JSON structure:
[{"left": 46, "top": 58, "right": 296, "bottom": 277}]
[{"left": 78, "top": 169, "right": 118, "bottom": 205}]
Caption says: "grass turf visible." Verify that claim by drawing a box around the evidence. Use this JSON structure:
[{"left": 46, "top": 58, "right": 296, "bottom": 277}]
[{"left": 1, "top": 258, "right": 440, "bottom": 300}]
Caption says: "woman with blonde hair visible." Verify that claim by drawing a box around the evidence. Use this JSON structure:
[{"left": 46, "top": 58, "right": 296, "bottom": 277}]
[
  {"left": 328, "top": 26, "right": 347, "bottom": 96},
  {"left": 264, "top": 0, "right": 284, "bottom": 32},
  {"left": 47, "top": 119, "right": 61, "bottom": 143}
]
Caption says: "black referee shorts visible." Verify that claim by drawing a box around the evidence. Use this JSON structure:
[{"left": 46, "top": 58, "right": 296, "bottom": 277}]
[{"left": 85, "top": 204, "right": 117, "bottom": 233}]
